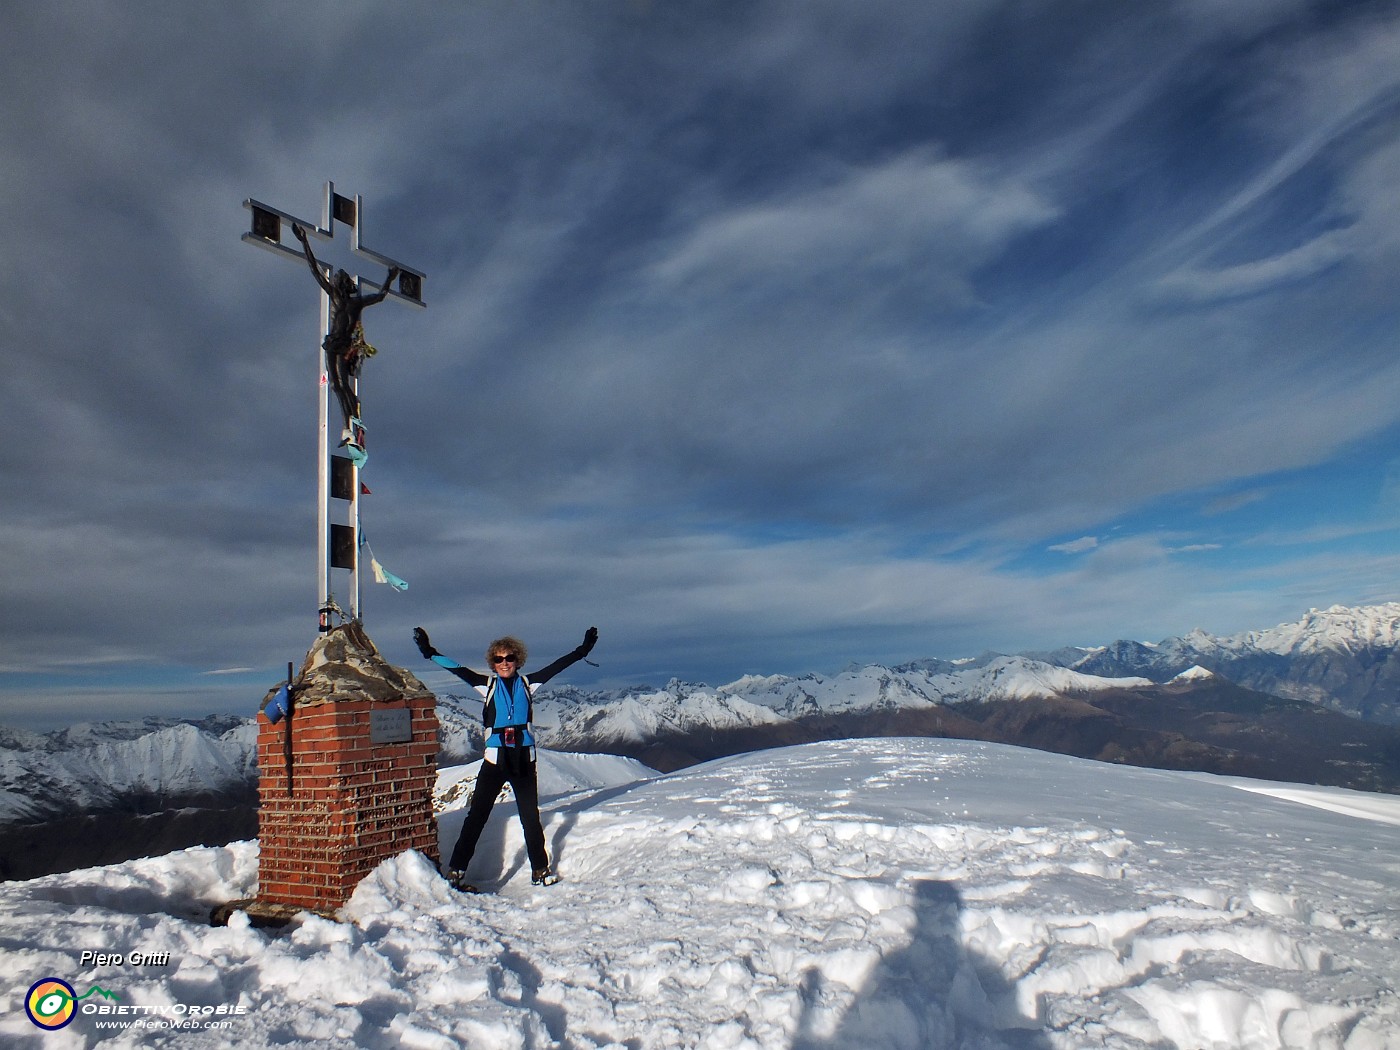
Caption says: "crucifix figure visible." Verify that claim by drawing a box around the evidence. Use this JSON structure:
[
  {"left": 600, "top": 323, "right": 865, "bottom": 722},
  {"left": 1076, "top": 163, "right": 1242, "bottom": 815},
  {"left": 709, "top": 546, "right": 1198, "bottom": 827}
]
[{"left": 292, "top": 222, "right": 401, "bottom": 445}]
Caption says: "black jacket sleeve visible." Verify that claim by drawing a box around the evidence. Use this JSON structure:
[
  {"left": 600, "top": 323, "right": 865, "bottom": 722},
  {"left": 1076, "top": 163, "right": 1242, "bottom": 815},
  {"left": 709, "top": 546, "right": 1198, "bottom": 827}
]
[
  {"left": 528, "top": 628, "right": 598, "bottom": 686},
  {"left": 441, "top": 662, "right": 488, "bottom": 688},
  {"left": 416, "top": 627, "right": 491, "bottom": 689}
]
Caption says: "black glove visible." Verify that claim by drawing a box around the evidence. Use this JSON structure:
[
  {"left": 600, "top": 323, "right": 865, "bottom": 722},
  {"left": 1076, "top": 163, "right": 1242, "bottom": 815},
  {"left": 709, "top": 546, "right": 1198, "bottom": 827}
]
[
  {"left": 413, "top": 627, "right": 439, "bottom": 660},
  {"left": 581, "top": 626, "right": 598, "bottom": 654}
]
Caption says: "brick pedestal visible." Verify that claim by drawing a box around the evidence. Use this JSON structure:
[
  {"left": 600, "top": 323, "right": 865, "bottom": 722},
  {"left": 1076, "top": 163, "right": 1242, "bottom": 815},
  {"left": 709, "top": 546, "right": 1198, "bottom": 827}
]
[{"left": 254, "top": 623, "right": 439, "bottom": 914}]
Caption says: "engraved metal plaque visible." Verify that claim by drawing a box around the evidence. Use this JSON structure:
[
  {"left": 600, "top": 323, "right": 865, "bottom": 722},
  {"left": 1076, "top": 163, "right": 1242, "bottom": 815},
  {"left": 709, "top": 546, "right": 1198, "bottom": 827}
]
[{"left": 370, "top": 708, "right": 412, "bottom": 744}]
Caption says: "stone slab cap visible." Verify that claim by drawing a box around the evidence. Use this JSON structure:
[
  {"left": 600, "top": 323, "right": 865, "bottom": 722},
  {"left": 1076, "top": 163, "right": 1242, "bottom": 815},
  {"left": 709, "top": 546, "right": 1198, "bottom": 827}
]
[{"left": 262, "top": 621, "right": 434, "bottom": 710}]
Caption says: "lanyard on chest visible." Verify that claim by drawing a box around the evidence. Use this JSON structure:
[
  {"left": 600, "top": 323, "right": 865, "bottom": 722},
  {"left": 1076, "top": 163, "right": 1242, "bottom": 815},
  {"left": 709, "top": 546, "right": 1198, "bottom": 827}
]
[
  {"left": 487, "top": 674, "right": 531, "bottom": 727},
  {"left": 500, "top": 675, "right": 523, "bottom": 723}
]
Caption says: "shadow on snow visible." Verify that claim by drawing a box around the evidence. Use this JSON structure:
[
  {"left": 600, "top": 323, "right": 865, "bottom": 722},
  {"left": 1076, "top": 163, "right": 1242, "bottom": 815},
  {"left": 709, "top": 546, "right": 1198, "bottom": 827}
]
[{"left": 791, "top": 880, "right": 1053, "bottom": 1050}]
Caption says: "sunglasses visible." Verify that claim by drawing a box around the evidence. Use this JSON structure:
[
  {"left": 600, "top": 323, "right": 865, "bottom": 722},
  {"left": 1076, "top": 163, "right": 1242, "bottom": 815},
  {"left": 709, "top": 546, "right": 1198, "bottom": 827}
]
[{"left": 491, "top": 653, "right": 518, "bottom": 664}]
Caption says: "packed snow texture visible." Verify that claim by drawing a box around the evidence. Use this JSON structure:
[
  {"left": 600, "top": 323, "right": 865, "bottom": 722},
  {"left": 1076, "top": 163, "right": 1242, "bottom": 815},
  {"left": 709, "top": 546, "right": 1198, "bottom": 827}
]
[{"left": 1, "top": 740, "right": 1397, "bottom": 1049}]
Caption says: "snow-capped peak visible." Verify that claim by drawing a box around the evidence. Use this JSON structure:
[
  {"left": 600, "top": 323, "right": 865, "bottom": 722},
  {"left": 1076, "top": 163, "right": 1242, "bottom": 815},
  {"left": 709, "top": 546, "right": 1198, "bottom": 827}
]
[
  {"left": 1223, "top": 602, "right": 1400, "bottom": 656},
  {"left": 938, "top": 656, "right": 1152, "bottom": 702},
  {"left": 1172, "top": 665, "right": 1216, "bottom": 682}
]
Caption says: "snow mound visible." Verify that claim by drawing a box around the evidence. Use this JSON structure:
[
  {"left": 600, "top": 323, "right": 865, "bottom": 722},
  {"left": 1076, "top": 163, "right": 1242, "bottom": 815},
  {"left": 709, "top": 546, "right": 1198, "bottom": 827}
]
[
  {"left": 1, "top": 738, "right": 1395, "bottom": 1049},
  {"left": 435, "top": 747, "right": 659, "bottom": 810}
]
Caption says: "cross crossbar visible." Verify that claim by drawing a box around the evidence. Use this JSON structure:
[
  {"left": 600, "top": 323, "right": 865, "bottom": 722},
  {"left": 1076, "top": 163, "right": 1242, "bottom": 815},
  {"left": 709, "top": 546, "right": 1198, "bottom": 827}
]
[{"left": 242, "top": 183, "right": 426, "bottom": 307}]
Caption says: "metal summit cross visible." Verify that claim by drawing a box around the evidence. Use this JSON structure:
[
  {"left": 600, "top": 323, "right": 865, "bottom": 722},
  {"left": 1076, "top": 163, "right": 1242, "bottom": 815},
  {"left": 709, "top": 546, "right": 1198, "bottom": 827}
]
[{"left": 242, "top": 182, "right": 426, "bottom": 632}]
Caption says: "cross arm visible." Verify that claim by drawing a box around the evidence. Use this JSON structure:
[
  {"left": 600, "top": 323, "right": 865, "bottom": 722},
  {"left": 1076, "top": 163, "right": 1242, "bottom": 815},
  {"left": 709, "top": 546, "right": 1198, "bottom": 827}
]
[{"left": 242, "top": 195, "right": 427, "bottom": 308}]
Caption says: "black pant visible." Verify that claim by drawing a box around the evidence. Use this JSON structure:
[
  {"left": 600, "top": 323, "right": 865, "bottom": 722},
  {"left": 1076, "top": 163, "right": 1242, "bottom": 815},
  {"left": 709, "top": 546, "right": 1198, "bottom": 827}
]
[{"left": 448, "top": 747, "right": 548, "bottom": 873}]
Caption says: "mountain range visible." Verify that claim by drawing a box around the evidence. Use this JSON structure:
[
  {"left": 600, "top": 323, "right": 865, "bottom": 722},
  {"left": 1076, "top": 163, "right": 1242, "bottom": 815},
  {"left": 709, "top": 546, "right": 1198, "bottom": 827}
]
[
  {"left": 1039, "top": 602, "right": 1400, "bottom": 723},
  {"left": 4, "top": 602, "right": 1400, "bottom": 878},
  {"left": 0, "top": 714, "right": 257, "bottom": 879},
  {"left": 520, "top": 603, "right": 1400, "bottom": 781}
]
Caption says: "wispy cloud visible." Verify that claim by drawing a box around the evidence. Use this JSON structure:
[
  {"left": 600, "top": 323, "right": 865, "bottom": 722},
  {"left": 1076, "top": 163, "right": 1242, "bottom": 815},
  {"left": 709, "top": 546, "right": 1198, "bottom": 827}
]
[
  {"left": 1154, "top": 229, "right": 1353, "bottom": 304},
  {"left": 650, "top": 149, "right": 1059, "bottom": 306},
  {"left": 1049, "top": 537, "right": 1100, "bottom": 554},
  {"left": 1204, "top": 489, "right": 1272, "bottom": 516}
]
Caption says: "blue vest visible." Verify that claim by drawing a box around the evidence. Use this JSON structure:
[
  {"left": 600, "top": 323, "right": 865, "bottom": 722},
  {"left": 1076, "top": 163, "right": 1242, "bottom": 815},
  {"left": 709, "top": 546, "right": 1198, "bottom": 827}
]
[{"left": 486, "top": 674, "right": 534, "bottom": 749}]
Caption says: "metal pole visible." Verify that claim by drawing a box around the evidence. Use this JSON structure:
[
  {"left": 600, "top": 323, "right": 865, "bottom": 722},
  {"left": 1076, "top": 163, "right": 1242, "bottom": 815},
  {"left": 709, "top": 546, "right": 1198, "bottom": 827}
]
[
  {"left": 317, "top": 280, "right": 332, "bottom": 629},
  {"left": 349, "top": 363, "right": 361, "bottom": 622}
]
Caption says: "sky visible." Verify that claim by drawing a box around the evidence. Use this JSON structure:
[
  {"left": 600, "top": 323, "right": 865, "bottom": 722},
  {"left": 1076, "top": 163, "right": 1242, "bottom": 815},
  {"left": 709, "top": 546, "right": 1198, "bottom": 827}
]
[{"left": 7, "top": 1, "right": 1400, "bottom": 729}]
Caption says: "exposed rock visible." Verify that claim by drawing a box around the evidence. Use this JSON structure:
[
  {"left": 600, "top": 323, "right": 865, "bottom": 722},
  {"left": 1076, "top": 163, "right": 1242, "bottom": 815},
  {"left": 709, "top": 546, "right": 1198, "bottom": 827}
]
[{"left": 261, "top": 621, "right": 433, "bottom": 711}]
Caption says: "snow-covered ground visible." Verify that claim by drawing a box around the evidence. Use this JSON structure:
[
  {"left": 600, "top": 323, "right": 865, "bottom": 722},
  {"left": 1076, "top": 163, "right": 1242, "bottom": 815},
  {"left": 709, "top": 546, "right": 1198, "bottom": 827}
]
[{"left": 1, "top": 739, "right": 1397, "bottom": 1049}]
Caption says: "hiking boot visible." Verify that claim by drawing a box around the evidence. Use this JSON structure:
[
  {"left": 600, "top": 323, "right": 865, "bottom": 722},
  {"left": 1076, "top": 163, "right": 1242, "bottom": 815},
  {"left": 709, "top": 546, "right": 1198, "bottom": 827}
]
[
  {"left": 446, "top": 870, "right": 479, "bottom": 893},
  {"left": 531, "top": 867, "right": 560, "bottom": 886}
]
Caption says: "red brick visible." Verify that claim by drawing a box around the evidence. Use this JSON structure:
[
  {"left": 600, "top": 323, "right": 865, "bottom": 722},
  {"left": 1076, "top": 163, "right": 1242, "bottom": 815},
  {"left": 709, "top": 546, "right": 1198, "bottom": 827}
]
[{"left": 257, "top": 688, "right": 439, "bottom": 910}]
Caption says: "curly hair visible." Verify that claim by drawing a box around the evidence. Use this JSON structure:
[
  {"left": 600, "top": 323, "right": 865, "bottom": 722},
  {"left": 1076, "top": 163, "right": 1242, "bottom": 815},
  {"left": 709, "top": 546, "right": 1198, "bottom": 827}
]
[{"left": 485, "top": 635, "right": 529, "bottom": 669}]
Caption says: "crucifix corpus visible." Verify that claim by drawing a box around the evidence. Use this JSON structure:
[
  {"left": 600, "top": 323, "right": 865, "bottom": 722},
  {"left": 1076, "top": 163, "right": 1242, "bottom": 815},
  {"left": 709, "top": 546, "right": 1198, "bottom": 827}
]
[{"left": 241, "top": 182, "right": 426, "bottom": 631}]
